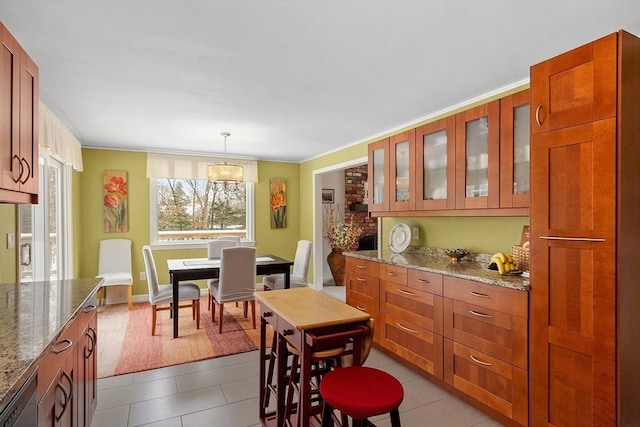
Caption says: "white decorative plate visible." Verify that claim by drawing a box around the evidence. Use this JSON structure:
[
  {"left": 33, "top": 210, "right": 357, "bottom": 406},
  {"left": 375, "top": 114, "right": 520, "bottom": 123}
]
[{"left": 389, "top": 223, "right": 411, "bottom": 253}]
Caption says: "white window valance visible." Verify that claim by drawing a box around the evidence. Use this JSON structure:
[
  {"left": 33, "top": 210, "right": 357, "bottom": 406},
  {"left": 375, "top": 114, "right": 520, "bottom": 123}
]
[
  {"left": 39, "top": 101, "right": 84, "bottom": 171},
  {"left": 146, "top": 152, "right": 258, "bottom": 182}
]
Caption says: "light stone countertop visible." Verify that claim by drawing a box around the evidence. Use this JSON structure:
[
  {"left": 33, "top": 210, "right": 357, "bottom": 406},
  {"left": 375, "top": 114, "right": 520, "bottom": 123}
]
[
  {"left": 344, "top": 247, "right": 529, "bottom": 292},
  {"left": 0, "top": 278, "right": 103, "bottom": 414}
]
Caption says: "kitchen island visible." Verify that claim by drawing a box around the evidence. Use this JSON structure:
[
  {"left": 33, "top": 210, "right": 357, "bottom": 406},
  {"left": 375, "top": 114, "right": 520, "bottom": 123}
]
[{"left": 0, "top": 278, "right": 102, "bottom": 423}]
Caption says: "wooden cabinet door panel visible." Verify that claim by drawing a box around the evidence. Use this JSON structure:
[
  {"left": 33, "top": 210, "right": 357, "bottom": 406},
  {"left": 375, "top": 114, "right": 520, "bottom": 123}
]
[
  {"left": 383, "top": 282, "right": 443, "bottom": 335},
  {"left": 500, "top": 89, "right": 530, "bottom": 208},
  {"left": 18, "top": 48, "right": 38, "bottom": 196},
  {"left": 444, "top": 298, "right": 527, "bottom": 369},
  {"left": 455, "top": 101, "right": 500, "bottom": 209},
  {"left": 444, "top": 339, "right": 527, "bottom": 426},
  {"left": 415, "top": 116, "right": 456, "bottom": 210},
  {"left": 0, "top": 24, "right": 20, "bottom": 193},
  {"left": 382, "top": 313, "right": 443, "bottom": 379},
  {"left": 530, "top": 118, "right": 616, "bottom": 426},
  {"left": 368, "top": 138, "right": 390, "bottom": 212},
  {"left": 530, "top": 33, "right": 616, "bottom": 134},
  {"left": 407, "top": 269, "right": 443, "bottom": 295},
  {"left": 388, "top": 130, "right": 416, "bottom": 211},
  {"left": 443, "top": 276, "right": 527, "bottom": 318},
  {"left": 346, "top": 257, "right": 379, "bottom": 277}
]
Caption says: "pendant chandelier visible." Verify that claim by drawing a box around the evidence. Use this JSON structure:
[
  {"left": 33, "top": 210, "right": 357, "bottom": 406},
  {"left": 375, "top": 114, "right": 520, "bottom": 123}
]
[{"left": 207, "top": 132, "right": 244, "bottom": 190}]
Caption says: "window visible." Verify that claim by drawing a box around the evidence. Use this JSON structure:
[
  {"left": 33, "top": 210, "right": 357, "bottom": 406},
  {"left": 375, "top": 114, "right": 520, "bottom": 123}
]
[
  {"left": 146, "top": 152, "right": 257, "bottom": 248},
  {"left": 150, "top": 179, "right": 255, "bottom": 248}
]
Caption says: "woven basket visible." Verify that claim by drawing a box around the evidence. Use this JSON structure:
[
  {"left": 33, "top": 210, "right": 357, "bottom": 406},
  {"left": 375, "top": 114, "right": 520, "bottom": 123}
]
[{"left": 511, "top": 244, "right": 530, "bottom": 272}]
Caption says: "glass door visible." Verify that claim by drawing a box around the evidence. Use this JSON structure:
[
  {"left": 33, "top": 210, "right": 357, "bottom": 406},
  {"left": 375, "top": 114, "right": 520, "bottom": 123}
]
[{"left": 19, "top": 156, "right": 67, "bottom": 282}]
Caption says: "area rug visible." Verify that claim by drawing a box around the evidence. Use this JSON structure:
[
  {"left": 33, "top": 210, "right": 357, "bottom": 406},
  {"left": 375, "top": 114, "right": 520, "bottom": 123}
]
[{"left": 97, "top": 298, "right": 271, "bottom": 378}]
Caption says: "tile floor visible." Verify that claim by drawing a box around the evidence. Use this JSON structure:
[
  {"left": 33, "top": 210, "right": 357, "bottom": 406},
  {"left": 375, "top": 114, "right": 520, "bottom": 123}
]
[{"left": 91, "top": 285, "right": 504, "bottom": 427}]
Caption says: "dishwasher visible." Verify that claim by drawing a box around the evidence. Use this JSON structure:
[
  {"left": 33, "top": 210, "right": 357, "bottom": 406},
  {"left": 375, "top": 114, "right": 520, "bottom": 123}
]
[{"left": 0, "top": 370, "right": 37, "bottom": 427}]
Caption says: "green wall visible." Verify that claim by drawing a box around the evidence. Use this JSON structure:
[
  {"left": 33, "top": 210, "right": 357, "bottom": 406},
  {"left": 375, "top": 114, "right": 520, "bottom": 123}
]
[
  {"left": 0, "top": 204, "right": 16, "bottom": 283},
  {"left": 77, "top": 148, "right": 300, "bottom": 295}
]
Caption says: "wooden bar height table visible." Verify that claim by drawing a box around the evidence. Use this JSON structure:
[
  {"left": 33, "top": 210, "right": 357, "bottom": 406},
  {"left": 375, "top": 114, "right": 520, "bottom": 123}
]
[{"left": 254, "top": 287, "right": 371, "bottom": 427}]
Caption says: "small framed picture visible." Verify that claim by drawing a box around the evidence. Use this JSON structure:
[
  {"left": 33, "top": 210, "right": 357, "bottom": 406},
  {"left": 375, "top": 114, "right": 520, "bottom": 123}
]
[{"left": 322, "top": 188, "right": 334, "bottom": 204}]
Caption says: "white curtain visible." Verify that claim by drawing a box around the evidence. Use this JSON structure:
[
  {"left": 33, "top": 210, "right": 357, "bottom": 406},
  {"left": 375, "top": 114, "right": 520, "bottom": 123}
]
[
  {"left": 146, "top": 152, "right": 258, "bottom": 182},
  {"left": 39, "top": 101, "right": 84, "bottom": 171}
]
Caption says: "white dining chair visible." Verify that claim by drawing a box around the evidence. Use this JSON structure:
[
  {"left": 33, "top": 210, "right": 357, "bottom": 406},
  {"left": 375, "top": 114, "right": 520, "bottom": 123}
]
[
  {"left": 142, "top": 245, "right": 201, "bottom": 335},
  {"left": 96, "top": 239, "right": 134, "bottom": 309},
  {"left": 208, "top": 246, "right": 257, "bottom": 333},
  {"left": 207, "top": 239, "right": 236, "bottom": 259},
  {"left": 263, "top": 240, "right": 312, "bottom": 290}
]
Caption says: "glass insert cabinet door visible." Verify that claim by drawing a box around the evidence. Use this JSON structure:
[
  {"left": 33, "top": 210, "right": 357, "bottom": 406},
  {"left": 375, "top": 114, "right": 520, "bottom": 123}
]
[
  {"left": 500, "top": 89, "right": 531, "bottom": 208},
  {"left": 389, "top": 130, "right": 416, "bottom": 211},
  {"left": 367, "top": 137, "right": 390, "bottom": 212},
  {"left": 415, "top": 116, "right": 456, "bottom": 210},
  {"left": 455, "top": 100, "right": 500, "bottom": 209}
]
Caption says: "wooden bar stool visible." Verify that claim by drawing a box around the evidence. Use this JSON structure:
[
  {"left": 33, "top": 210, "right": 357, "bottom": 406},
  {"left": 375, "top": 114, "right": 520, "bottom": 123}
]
[{"left": 319, "top": 366, "right": 404, "bottom": 427}]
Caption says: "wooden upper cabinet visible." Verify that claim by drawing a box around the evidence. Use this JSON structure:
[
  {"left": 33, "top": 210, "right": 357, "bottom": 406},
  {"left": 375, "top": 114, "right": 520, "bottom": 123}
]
[
  {"left": 500, "top": 89, "right": 530, "bottom": 208},
  {"left": 367, "top": 137, "right": 390, "bottom": 212},
  {"left": 388, "top": 129, "right": 416, "bottom": 211},
  {"left": 415, "top": 116, "right": 456, "bottom": 210},
  {"left": 455, "top": 100, "right": 500, "bottom": 209},
  {"left": 530, "top": 32, "right": 617, "bottom": 135},
  {"left": 0, "top": 22, "right": 38, "bottom": 204}
]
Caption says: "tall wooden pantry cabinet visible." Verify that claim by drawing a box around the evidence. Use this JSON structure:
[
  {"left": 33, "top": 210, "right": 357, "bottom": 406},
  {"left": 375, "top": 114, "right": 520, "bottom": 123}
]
[{"left": 529, "top": 30, "right": 640, "bottom": 426}]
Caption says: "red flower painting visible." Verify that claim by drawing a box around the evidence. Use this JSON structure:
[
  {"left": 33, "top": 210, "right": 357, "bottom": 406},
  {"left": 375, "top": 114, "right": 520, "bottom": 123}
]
[{"left": 103, "top": 171, "right": 129, "bottom": 232}]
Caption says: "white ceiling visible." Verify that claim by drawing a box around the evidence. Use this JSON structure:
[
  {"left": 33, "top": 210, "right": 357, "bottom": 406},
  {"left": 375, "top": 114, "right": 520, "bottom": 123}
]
[{"left": 1, "top": 1, "right": 639, "bottom": 163}]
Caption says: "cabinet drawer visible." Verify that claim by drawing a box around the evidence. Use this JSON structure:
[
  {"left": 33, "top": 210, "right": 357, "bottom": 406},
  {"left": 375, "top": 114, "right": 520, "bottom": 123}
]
[
  {"left": 276, "top": 315, "right": 302, "bottom": 351},
  {"left": 77, "top": 292, "right": 99, "bottom": 328},
  {"left": 379, "top": 263, "right": 407, "bottom": 285},
  {"left": 346, "top": 257, "right": 379, "bottom": 277},
  {"left": 347, "top": 292, "right": 374, "bottom": 316},
  {"left": 444, "top": 298, "right": 527, "bottom": 368},
  {"left": 382, "top": 282, "right": 443, "bottom": 335},
  {"left": 444, "top": 339, "right": 527, "bottom": 426},
  {"left": 37, "top": 319, "right": 78, "bottom": 401},
  {"left": 408, "top": 269, "right": 443, "bottom": 295},
  {"left": 382, "top": 313, "right": 443, "bottom": 379},
  {"left": 345, "top": 271, "right": 379, "bottom": 301},
  {"left": 444, "top": 276, "right": 527, "bottom": 318}
]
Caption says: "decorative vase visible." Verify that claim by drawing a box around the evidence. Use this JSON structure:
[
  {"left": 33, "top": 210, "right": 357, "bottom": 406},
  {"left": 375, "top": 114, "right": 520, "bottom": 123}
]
[{"left": 327, "top": 248, "right": 346, "bottom": 286}]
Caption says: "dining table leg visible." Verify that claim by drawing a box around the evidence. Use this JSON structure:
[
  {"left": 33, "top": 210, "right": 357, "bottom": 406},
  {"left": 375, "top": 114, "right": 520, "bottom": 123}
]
[{"left": 171, "top": 272, "right": 179, "bottom": 338}]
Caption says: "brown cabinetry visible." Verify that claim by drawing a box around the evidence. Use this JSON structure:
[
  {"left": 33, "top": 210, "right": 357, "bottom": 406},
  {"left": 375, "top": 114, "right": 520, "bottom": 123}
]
[
  {"left": 380, "top": 267, "right": 444, "bottom": 378},
  {"left": 345, "top": 257, "right": 380, "bottom": 343},
  {"left": 388, "top": 130, "right": 416, "bottom": 211},
  {"left": 500, "top": 90, "right": 530, "bottom": 208},
  {"left": 443, "top": 276, "right": 528, "bottom": 426},
  {"left": 454, "top": 100, "right": 500, "bottom": 209},
  {"left": 529, "top": 31, "right": 640, "bottom": 426},
  {"left": 37, "top": 293, "right": 99, "bottom": 427},
  {"left": 0, "top": 22, "right": 38, "bottom": 204},
  {"left": 367, "top": 138, "right": 390, "bottom": 213}
]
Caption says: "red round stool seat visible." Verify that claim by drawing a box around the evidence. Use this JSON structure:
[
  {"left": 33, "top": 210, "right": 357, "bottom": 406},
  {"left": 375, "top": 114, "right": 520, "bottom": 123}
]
[{"left": 319, "top": 366, "right": 403, "bottom": 427}]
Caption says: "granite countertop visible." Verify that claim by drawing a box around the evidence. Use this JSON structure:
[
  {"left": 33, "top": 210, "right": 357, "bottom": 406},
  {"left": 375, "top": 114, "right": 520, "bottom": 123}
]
[
  {"left": 345, "top": 247, "right": 529, "bottom": 292},
  {"left": 0, "top": 278, "right": 103, "bottom": 414}
]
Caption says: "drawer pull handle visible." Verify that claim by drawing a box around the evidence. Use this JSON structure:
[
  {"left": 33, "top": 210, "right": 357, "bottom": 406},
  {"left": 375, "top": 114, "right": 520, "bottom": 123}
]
[
  {"left": 356, "top": 277, "right": 367, "bottom": 282},
  {"left": 52, "top": 338, "right": 73, "bottom": 354},
  {"left": 282, "top": 329, "right": 294, "bottom": 336},
  {"left": 397, "top": 288, "right": 417, "bottom": 297},
  {"left": 469, "top": 309, "right": 491, "bottom": 318},
  {"left": 386, "top": 272, "right": 397, "bottom": 276},
  {"left": 469, "top": 291, "right": 490, "bottom": 299},
  {"left": 535, "top": 105, "right": 543, "bottom": 126},
  {"left": 356, "top": 305, "right": 366, "bottom": 311},
  {"left": 356, "top": 264, "right": 367, "bottom": 269},
  {"left": 417, "top": 278, "right": 430, "bottom": 284},
  {"left": 470, "top": 354, "right": 493, "bottom": 367},
  {"left": 396, "top": 322, "right": 419, "bottom": 334},
  {"left": 263, "top": 311, "right": 273, "bottom": 317},
  {"left": 55, "top": 381, "right": 69, "bottom": 421},
  {"left": 83, "top": 304, "right": 97, "bottom": 313},
  {"left": 539, "top": 236, "right": 605, "bottom": 242}
]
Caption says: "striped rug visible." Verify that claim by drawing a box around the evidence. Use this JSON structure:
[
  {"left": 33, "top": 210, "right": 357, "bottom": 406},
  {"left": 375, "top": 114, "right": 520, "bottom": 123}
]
[{"left": 97, "top": 297, "right": 270, "bottom": 378}]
